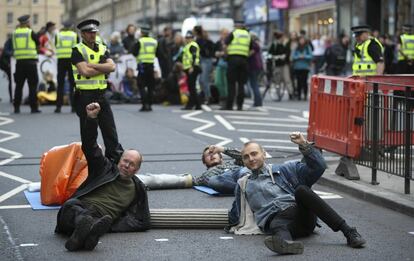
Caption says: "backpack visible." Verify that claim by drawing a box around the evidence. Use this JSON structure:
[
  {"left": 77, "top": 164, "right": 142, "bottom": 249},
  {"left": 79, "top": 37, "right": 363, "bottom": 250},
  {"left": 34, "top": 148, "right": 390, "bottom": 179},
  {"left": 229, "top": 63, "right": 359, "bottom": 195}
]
[{"left": 326, "top": 44, "right": 346, "bottom": 68}]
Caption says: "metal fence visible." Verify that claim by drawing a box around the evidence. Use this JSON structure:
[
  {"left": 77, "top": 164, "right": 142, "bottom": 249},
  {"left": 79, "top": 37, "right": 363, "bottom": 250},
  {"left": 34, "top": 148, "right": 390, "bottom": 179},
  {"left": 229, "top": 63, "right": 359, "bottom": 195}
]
[{"left": 356, "top": 82, "right": 414, "bottom": 194}]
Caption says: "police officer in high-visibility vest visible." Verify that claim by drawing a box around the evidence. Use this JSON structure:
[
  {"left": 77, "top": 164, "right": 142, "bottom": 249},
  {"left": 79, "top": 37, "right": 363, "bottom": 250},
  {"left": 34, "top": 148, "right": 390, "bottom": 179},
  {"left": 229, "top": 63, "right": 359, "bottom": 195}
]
[
  {"left": 12, "top": 15, "right": 41, "bottom": 113},
  {"left": 55, "top": 21, "right": 79, "bottom": 113},
  {"left": 351, "top": 25, "right": 384, "bottom": 76},
  {"left": 396, "top": 24, "right": 414, "bottom": 74},
  {"left": 72, "top": 19, "right": 123, "bottom": 162},
  {"left": 223, "top": 20, "right": 252, "bottom": 110},
  {"left": 182, "top": 31, "right": 202, "bottom": 110},
  {"left": 131, "top": 25, "right": 158, "bottom": 112}
]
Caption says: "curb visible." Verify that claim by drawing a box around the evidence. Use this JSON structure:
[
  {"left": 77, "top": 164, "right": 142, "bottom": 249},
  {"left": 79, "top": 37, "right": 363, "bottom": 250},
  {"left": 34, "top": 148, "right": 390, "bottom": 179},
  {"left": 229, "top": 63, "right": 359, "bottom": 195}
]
[{"left": 318, "top": 170, "right": 414, "bottom": 218}]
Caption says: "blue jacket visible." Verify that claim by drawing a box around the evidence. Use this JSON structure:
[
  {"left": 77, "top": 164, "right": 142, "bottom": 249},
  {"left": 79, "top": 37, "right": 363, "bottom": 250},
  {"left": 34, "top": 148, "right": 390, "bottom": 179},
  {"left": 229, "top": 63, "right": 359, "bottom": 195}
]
[
  {"left": 228, "top": 144, "right": 327, "bottom": 228},
  {"left": 292, "top": 45, "right": 313, "bottom": 70}
]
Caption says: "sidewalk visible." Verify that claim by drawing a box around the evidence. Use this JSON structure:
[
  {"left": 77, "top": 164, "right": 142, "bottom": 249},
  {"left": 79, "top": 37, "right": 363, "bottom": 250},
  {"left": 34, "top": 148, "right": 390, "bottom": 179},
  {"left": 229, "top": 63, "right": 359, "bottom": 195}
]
[{"left": 319, "top": 162, "right": 414, "bottom": 217}]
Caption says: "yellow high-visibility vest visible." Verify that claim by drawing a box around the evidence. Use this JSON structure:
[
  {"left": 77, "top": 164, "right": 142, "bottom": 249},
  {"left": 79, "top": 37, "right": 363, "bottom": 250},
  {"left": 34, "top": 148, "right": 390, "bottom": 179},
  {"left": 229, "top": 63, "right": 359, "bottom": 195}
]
[
  {"left": 72, "top": 42, "right": 107, "bottom": 90},
  {"left": 227, "top": 29, "right": 250, "bottom": 57},
  {"left": 352, "top": 38, "right": 383, "bottom": 76},
  {"left": 137, "top": 37, "right": 157, "bottom": 64},
  {"left": 12, "top": 27, "right": 38, "bottom": 60},
  {"left": 398, "top": 34, "right": 414, "bottom": 60},
  {"left": 56, "top": 30, "right": 77, "bottom": 59},
  {"left": 182, "top": 41, "right": 200, "bottom": 70}
]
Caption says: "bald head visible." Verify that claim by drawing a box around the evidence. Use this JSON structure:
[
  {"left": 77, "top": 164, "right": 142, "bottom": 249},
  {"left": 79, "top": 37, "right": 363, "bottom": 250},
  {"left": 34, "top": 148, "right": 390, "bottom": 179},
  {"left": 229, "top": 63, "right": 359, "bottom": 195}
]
[
  {"left": 117, "top": 149, "right": 142, "bottom": 179},
  {"left": 241, "top": 142, "right": 266, "bottom": 171}
]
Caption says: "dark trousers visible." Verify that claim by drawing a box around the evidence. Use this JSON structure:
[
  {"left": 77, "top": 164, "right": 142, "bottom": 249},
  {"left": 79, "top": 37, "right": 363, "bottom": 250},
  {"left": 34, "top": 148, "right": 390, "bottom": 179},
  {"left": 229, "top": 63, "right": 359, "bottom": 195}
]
[
  {"left": 14, "top": 60, "right": 39, "bottom": 110},
  {"left": 56, "top": 198, "right": 103, "bottom": 236},
  {"left": 56, "top": 58, "right": 75, "bottom": 109},
  {"left": 294, "top": 69, "right": 309, "bottom": 100},
  {"left": 267, "top": 186, "right": 345, "bottom": 240},
  {"left": 226, "top": 55, "right": 248, "bottom": 110},
  {"left": 74, "top": 89, "right": 123, "bottom": 163},
  {"left": 184, "top": 67, "right": 201, "bottom": 109},
  {"left": 396, "top": 60, "right": 414, "bottom": 74},
  {"left": 137, "top": 64, "right": 155, "bottom": 109}
]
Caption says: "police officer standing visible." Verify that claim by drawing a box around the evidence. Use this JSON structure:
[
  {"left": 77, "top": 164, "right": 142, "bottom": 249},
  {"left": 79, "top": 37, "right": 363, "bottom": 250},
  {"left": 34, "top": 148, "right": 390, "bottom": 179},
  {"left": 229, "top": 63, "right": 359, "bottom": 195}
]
[
  {"left": 72, "top": 19, "right": 123, "bottom": 162},
  {"left": 396, "top": 24, "right": 414, "bottom": 74},
  {"left": 223, "top": 20, "right": 252, "bottom": 110},
  {"left": 182, "top": 31, "right": 202, "bottom": 110},
  {"left": 131, "top": 25, "right": 158, "bottom": 112},
  {"left": 12, "top": 15, "right": 41, "bottom": 113},
  {"left": 351, "top": 25, "right": 384, "bottom": 76},
  {"left": 55, "top": 21, "right": 78, "bottom": 113}
]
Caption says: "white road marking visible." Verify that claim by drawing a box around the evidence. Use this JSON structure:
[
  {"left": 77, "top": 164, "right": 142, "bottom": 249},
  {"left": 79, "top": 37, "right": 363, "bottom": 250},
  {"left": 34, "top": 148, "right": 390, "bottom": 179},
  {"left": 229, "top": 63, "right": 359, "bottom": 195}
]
[
  {"left": 231, "top": 121, "right": 308, "bottom": 128},
  {"left": 155, "top": 238, "right": 169, "bottom": 242},
  {"left": 220, "top": 237, "right": 234, "bottom": 240},
  {"left": 201, "top": 105, "right": 212, "bottom": 112},
  {"left": 263, "top": 107, "right": 300, "bottom": 113},
  {"left": 0, "top": 184, "right": 28, "bottom": 203},
  {"left": 0, "top": 116, "right": 14, "bottom": 127},
  {"left": 19, "top": 243, "right": 38, "bottom": 247},
  {"left": 0, "top": 171, "right": 31, "bottom": 184},
  {"left": 181, "top": 111, "right": 232, "bottom": 146},
  {"left": 237, "top": 129, "right": 293, "bottom": 135},
  {"left": 409, "top": 232, "right": 414, "bottom": 235},
  {"left": 288, "top": 115, "right": 308, "bottom": 122},
  {"left": 0, "top": 205, "right": 31, "bottom": 210},
  {"left": 314, "top": 190, "right": 343, "bottom": 199},
  {"left": 214, "top": 115, "right": 235, "bottom": 131},
  {"left": 302, "top": 110, "right": 309, "bottom": 119},
  {"left": 252, "top": 138, "right": 293, "bottom": 143},
  {"left": 0, "top": 147, "right": 23, "bottom": 166},
  {"left": 0, "top": 130, "right": 21, "bottom": 143},
  {"left": 225, "top": 115, "right": 307, "bottom": 122},
  {"left": 0, "top": 216, "right": 24, "bottom": 261},
  {"left": 212, "top": 110, "right": 268, "bottom": 116}
]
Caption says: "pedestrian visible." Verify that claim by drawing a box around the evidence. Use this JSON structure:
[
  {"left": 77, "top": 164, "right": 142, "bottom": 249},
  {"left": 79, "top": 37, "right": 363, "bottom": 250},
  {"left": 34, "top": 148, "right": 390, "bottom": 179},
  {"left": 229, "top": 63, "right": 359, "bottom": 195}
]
[
  {"left": 122, "top": 24, "right": 136, "bottom": 53},
  {"left": 324, "top": 34, "right": 349, "bottom": 76},
  {"left": 214, "top": 28, "right": 229, "bottom": 108},
  {"left": 383, "top": 34, "right": 396, "bottom": 74},
  {"left": 55, "top": 102, "right": 150, "bottom": 251},
  {"left": 223, "top": 20, "right": 252, "bottom": 110},
  {"left": 292, "top": 36, "right": 313, "bottom": 100},
  {"left": 12, "top": 14, "right": 41, "bottom": 113},
  {"left": 39, "top": 21, "right": 56, "bottom": 57},
  {"left": 311, "top": 34, "right": 326, "bottom": 74},
  {"left": 181, "top": 31, "right": 202, "bottom": 110},
  {"left": 157, "top": 26, "right": 174, "bottom": 80},
  {"left": 396, "top": 24, "right": 414, "bottom": 74},
  {"left": 55, "top": 21, "right": 78, "bottom": 113},
  {"left": 131, "top": 25, "right": 159, "bottom": 112},
  {"left": 351, "top": 25, "right": 384, "bottom": 76},
  {"left": 71, "top": 19, "right": 123, "bottom": 163},
  {"left": 171, "top": 33, "right": 184, "bottom": 63},
  {"left": 195, "top": 27, "right": 215, "bottom": 104},
  {"left": 228, "top": 133, "right": 366, "bottom": 255},
  {"left": 0, "top": 34, "right": 13, "bottom": 103},
  {"left": 247, "top": 33, "right": 263, "bottom": 107},
  {"left": 268, "top": 31, "right": 294, "bottom": 99},
  {"left": 108, "top": 31, "right": 125, "bottom": 58}
]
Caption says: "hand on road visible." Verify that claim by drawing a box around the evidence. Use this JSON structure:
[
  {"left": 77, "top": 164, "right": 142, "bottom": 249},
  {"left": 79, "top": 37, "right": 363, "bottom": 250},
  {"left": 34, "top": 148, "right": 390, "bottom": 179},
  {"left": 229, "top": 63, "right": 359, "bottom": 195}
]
[
  {"left": 289, "top": 132, "right": 307, "bottom": 146},
  {"left": 86, "top": 102, "right": 101, "bottom": 118}
]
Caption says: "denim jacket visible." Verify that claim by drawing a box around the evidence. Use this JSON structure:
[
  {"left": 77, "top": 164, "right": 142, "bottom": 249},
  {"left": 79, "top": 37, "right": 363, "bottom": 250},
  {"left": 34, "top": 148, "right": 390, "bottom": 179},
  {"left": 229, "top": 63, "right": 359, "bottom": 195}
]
[{"left": 228, "top": 143, "right": 327, "bottom": 227}]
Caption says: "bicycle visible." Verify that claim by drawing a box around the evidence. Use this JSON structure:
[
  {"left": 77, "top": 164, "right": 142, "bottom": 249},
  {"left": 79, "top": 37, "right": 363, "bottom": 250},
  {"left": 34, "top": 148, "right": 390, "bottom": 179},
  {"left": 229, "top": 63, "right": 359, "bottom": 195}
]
[{"left": 262, "top": 54, "right": 288, "bottom": 102}]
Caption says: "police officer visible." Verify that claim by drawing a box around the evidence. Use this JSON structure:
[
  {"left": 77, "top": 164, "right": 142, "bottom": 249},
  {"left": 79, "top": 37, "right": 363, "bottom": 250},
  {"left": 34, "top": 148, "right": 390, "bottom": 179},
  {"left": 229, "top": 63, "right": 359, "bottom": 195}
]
[
  {"left": 72, "top": 19, "right": 123, "bottom": 162},
  {"left": 182, "top": 31, "right": 202, "bottom": 110},
  {"left": 12, "top": 15, "right": 41, "bottom": 113},
  {"left": 223, "top": 20, "right": 252, "bottom": 110},
  {"left": 55, "top": 21, "right": 78, "bottom": 113},
  {"left": 396, "top": 24, "right": 414, "bottom": 74},
  {"left": 351, "top": 25, "right": 384, "bottom": 76},
  {"left": 131, "top": 25, "right": 158, "bottom": 112}
]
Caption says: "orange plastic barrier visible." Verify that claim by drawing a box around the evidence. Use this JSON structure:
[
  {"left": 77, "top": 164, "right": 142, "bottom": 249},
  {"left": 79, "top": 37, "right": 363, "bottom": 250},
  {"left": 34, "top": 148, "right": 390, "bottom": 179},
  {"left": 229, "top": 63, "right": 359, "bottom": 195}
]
[
  {"left": 307, "top": 75, "right": 366, "bottom": 158},
  {"left": 39, "top": 142, "right": 88, "bottom": 205}
]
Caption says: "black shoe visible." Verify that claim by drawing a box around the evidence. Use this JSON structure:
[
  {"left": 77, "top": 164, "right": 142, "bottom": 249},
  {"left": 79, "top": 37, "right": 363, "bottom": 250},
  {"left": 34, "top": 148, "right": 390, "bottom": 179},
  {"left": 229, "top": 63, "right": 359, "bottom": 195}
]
[
  {"left": 84, "top": 215, "right": 112, "bottom": 251},
  {"left": 54, "top": 107, "right": 61, "bottom": 113},
  {"left": 31, "top": 109, "right": 42, "bottom": 114},
  {"left": 345, "top": 227, "right": 366, "bottom": 248},
  {"left": 139, "top": 106, "right": 148, "bottom": 112},
  {"left": 71, "top": 107, "right": 76, "bottom": 113},
  {"left": 65, "top": 215, "right": 93, "bottom": 251},
  {"left": 181, "top": 106, "right": 192, "bottom": 110},
  {"left": 195, "top": 106, "right": 202, "bottom": 110},
  {"left": 14, "top": 107, "right": 20, "bottom": 114},
  {"left": 264, "top": 235, "right": 304, "bottom": 255}
]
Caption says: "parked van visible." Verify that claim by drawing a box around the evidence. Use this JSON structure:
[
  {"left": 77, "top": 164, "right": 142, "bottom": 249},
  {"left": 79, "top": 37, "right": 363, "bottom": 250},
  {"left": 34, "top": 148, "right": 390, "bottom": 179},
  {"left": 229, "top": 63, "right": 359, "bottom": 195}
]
[{"left": 181, "top": 17, "right": 234, "bottom": 42}]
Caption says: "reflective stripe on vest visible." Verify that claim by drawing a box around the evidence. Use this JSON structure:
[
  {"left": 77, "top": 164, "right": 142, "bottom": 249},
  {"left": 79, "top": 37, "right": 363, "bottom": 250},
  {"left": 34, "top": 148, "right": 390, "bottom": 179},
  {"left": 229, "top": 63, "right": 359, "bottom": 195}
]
[
  {"left": 12, "top": 27, "right": 38, "bottom": 60},
  {"left": 72, "top": 42, "right": 107, "bottom": 90},
  {"left": 182, "top": 41, "right": 200, "bottom": 70},
  {"left": 56, "top": 31, "right": 77, "bottom": 59},
  {"left": 227, "top": 29, "right": 250, "bottom": 57},
  {"left": 352, "top": 39, "right": 378, "bottom": 76},
  {"left": 398, "top": 34, "right": 414, "bottom": 60},
  {"left": 137, "top": 37, "right": 157, "bottom": 64}
]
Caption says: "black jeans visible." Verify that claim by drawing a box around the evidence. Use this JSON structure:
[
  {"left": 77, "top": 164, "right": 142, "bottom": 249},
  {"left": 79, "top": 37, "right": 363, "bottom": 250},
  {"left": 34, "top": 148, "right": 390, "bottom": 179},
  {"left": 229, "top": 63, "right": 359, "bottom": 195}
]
[
  {"left": 74, "top": 89, "right": 123, "bottom": 163},
  {"left": 56, "top": 58, "right": 75, "bottom": 109},
  {"left": 184, "top": 67, "right": 201, "bottom": 109},
  {"left": 266, "top": 185, "right": 345, "bottom": 240},
  {"left": 294, "top": 69, "right": 309, "bottom": 100},
  {"left": 56, "top": 198, "right": 103, "bottom": 236},
  {"left": 137, "top": 64, "right": 155, "bottom": 108},
  {"left": 14, "top": 60, "right": 39, "bottom": 110},
  {"left": 226, "top": 55, "right": 248, "bottom": 110}
]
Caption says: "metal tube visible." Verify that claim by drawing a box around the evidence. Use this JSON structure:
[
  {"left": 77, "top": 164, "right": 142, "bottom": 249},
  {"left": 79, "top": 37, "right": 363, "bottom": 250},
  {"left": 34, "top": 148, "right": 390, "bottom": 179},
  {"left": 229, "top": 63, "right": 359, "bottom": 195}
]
[
  {"left": 371, "top": 83, "right": 379, "bottom": 185},
  {"left": 404, "top": 86, "right": 411, "bottom": 194},
  {"left": 150, "top": 209, "right": 229, "bottom": 228}
]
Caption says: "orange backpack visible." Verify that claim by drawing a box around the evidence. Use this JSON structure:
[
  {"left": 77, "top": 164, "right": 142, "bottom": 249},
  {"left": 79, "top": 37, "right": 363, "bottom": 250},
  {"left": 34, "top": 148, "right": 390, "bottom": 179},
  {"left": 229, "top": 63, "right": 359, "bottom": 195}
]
[{"left": 39, "top": 142, "right": 88, "bottom": 205}]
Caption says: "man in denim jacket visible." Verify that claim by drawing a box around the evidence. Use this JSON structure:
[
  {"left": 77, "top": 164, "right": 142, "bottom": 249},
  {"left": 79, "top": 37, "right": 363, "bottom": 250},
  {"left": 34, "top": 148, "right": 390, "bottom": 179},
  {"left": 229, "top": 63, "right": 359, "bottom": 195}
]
[{"left": 229, "top": 132, "right": 366, "bottom": 255}]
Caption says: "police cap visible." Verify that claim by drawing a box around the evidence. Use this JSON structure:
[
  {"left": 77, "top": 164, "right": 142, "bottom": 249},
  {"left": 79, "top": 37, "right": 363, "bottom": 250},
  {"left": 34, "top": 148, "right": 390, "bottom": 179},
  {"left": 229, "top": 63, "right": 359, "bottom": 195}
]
[
  {"left": 17, "top": 15, "right": 30, "bottom": 24},
  {"left": 77, "top": 19, "right": 100, "bottom": 32},
  {"left": 62, "top": 20, "right": 73, "bottom": 28},
  {"left": 140, "top": 24, "right": 151, "bottom": 34},
  {"left": 185, "top": 30, "right": 194, "bottom": 38},
  {"left": 234, "top": 19, "right": 245, "bottom": 26},
  {"left": 402, "top": 24, "right": 413, "bottom": 31},
  {"left": 351, "top": 25, "right": 371, "bottom": 34}
]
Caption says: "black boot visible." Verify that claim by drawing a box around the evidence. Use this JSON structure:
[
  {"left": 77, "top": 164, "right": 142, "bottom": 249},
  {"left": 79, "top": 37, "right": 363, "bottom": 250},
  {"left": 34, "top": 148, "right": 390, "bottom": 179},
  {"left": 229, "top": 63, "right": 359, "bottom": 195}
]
[
  {"left": 84, "top": 215, "right": 112, "bottom": 251},
  {"left": 264, "top": 235, "right": 304, "bottom": 255},
  {"left": 65, "top": 215, "right": 93, "bottom": 251},
  {"left": 344, "top": 227, "right": 366, "bottom": 248}
]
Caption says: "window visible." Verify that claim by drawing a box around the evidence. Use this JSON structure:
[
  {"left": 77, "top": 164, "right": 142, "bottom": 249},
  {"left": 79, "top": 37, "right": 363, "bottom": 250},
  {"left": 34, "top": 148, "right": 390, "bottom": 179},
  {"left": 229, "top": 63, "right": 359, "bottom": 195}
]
[
  {"left": 33, "top": 14, "right": 38, "bottom": 25},
  {"left": 7, "top": 12, "right": 13, "bottom": 24}
]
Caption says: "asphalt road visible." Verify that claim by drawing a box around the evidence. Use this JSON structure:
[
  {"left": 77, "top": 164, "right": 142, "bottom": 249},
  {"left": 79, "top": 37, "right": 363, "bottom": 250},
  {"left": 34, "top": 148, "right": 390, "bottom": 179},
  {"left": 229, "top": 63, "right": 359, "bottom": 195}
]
[{"left": 0, "top": 75, "right": 413, "bottom": 261}]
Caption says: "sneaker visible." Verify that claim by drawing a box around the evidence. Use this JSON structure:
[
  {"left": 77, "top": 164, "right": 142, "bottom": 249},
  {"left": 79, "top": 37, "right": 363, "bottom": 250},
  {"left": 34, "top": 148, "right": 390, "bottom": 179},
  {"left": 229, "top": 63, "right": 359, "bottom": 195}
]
[
  {"left": 264, "top": 235, "right": 304, "bottom": 255},
  {"left": 345, "top": 227, "right": 366, "bottom": 248},
  {"left": 83, "top": 215, "right": 112, "bottom": 251},
  {"left": 31, "top": 109, "right": 42, "bottom": 113},
  {"left": 65, "top": 215, "right": 93, "bottom": 251}
]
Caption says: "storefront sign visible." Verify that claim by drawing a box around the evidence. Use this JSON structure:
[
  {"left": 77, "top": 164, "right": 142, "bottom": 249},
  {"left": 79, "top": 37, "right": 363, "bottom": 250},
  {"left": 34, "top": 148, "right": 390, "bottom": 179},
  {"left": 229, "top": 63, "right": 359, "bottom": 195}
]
[
  {"left": 272, "top": 0, "right": 289, "bottom": 9},
  {"left": 244, "top": 0, "right": 280, "bottom": 25},
  {"left": 291, "top": 0, "right": 333, "bottom": 9}
]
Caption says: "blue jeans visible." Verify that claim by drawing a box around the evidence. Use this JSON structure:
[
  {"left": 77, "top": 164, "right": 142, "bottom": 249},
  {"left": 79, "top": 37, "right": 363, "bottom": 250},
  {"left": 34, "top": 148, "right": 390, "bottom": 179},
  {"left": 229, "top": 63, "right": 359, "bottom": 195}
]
[
  {"left": 199, "top": 58, "right": 213, "bottom": 99},
  {"left": 248, "top": 70, "right": 263, "bottom": 106},
  {"left": 207, "top": 167, "right": 248, "bottom": 194}
]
